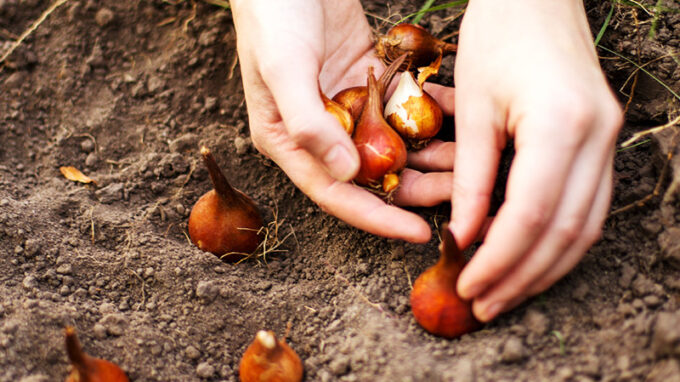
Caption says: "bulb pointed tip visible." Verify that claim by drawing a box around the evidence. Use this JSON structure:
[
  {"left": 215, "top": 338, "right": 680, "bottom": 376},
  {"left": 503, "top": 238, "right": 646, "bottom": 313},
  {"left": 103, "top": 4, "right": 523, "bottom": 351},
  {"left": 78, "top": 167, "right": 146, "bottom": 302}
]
[{"left": 256, "top": 330, "right": 277, "bottom": 350}]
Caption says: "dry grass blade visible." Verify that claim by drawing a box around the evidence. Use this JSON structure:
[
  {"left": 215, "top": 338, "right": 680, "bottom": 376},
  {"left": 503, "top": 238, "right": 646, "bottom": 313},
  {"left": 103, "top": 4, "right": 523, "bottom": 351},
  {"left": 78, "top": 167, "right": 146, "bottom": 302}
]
[
  {"left": 0, "top": 0, "right": 69, "bottom": 65},
  {"left": 228, "top": 207, "right": 295, "bottom": 264},
  {"left": 621, "top": 115, "right": 680, "bottom": 148},
  {"left": 611, "top": 150, "right": 672, "bottom": 215},
  {"left": 201, "top": 0, "right": 230, "bottom": 9}
]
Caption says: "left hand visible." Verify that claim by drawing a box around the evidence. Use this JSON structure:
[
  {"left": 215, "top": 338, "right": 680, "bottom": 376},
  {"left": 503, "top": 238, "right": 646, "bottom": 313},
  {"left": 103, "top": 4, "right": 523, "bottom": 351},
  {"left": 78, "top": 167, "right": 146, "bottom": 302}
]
[{"left": 449, "top": 0, "right": 623, "bottom": 321}]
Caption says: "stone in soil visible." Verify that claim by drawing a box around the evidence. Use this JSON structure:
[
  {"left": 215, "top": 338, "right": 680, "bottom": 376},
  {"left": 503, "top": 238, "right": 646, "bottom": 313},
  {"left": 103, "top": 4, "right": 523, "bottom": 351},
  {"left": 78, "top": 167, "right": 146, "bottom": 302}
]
[{"left": 651, "top": 311, "right": 680, "bottom": 357}]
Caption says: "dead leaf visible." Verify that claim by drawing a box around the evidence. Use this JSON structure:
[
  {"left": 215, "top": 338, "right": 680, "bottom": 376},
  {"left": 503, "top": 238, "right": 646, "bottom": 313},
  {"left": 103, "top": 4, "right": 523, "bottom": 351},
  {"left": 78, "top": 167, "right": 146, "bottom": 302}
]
[{"left": 60, "top": 166, "right": 96, "bottom": 185}]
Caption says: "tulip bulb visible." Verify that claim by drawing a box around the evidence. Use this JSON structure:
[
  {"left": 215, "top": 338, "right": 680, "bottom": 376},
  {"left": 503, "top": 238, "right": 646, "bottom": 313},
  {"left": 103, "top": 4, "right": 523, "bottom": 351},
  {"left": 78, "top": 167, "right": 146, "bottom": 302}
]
[
  {"left": 332, "top": 53, "right": 408, "bottom": 122},
  {"left": 64, "top": 326, "right": 129, "bottom": 382},
  {"left": 384, "top": 70, "right": 443, "bottom": 143},
  {"left": 332, "top": 86, "right": 367, "bottom": 123},
  {"left": 353, "top": 67, "right": 407, "bottom": 192},
  {"left": 376, "top": 23, "right": 457, "bottom": 69},
  {"left": 410, "top": 224, "right": 481, "bottom": 338},
  {"left": 188, "top": 146, "right": 264, "bottom": 262},
  {"left": 322, "top": 93, "right": 354, "bottom": 135},
  {"left": 239, "top": 330, "right": 303, "bottom": 382}
]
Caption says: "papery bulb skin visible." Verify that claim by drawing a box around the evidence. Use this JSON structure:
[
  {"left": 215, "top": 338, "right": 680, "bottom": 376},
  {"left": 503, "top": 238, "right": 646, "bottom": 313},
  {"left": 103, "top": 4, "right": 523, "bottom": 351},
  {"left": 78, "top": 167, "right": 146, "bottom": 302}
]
[
  {"left": 188, "top": 146, "right": 264, "bottom": 262},
  {"left": 64, "top": 326, "right": 129, "bottom": 382},
  {"left": 331, "top": 53, "right": 408, "bottom": 123},
  {"left": 332, "top": 86, "right": 368, "bottom": 122},
  {"left": 352, "top": 68, "right": 407, "bottom": 189},
  {"left": 410, "top": 225, "right": 481, "bottom": 339},
  {"left": 239, "top": 330, "right": 303, "bottom": 382},
  {"left": 385, "top": 71, "right": 443, "bottom": 142},
  {"left": 322, "top": 93, "right": 354, "bottom": 135},
  {"left": 376, "top": 24, "right": 457, "bottom": 69}
]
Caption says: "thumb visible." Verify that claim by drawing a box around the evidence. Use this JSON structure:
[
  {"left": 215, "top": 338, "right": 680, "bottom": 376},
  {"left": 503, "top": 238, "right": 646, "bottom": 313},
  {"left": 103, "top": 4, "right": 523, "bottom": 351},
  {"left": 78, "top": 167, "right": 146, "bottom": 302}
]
[{"left": 262, "top": 51, "right": 360, "bottom": 182}]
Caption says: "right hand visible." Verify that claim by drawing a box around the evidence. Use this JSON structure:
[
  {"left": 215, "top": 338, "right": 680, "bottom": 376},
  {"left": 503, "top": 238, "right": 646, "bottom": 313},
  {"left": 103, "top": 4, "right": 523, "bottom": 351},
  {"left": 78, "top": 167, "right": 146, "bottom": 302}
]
[{"left": 231, "top": 0, "right": 456, "bottom": 242}]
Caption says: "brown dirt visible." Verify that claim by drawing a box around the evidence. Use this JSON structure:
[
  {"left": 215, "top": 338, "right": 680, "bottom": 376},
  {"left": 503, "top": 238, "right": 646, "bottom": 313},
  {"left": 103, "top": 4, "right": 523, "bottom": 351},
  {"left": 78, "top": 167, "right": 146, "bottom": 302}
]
[{"left": 1, "top": 0, "right": 680, "bottom": 381}]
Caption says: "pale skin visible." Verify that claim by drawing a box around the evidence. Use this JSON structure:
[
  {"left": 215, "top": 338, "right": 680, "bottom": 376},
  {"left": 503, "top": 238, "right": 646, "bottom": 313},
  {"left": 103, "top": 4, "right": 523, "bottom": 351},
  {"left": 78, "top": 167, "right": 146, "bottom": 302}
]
[{"left": 230, "top": 0, "right": 623, "bottom": 322}]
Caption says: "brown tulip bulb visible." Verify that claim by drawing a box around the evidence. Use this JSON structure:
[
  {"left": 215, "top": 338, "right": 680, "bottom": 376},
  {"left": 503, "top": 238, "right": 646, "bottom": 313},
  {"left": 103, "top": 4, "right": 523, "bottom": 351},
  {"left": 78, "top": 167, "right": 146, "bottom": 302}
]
[
  {"left": 332, "top": 86, "right": 368, "bottom": 122},
  {"left": 384, "top": 70, "right": 443, "bottom": 142},
  {"left": 64, "top": 326, "right": 129, "bottom": 382},
  {"left": 322, "top": 93, "right": 354, "bottom": 135},
  {"left": 332, "top": 53, "right": 408, "bottom": 122},
  {"left": 239, "top": 330, "right": 303, "bottom": 382},
  {"left": 410, "top": 224, "right": 481, "bottom": 338},
  {"left": 353, "top": 67, "right": 407, "bottom": 192},
  {"left": 188, "top": 146, "right": 264, "bottom": 262},
  {"left": 376, "top": 23, "right": 457, "bottom": 69}
]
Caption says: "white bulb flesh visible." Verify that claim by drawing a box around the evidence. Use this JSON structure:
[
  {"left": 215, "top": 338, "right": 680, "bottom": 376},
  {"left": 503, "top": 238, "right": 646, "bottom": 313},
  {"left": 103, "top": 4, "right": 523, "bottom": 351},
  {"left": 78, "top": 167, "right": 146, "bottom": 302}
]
[{"left": 384, "top": 72, "right": 423, "bottom": 136}]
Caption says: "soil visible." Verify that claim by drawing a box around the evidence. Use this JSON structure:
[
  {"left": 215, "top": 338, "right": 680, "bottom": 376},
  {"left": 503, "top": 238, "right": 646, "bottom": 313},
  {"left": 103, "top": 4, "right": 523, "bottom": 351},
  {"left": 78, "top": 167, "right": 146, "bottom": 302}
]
[{"left": 1, "top": 0, "right": 680, "bottom": 381}]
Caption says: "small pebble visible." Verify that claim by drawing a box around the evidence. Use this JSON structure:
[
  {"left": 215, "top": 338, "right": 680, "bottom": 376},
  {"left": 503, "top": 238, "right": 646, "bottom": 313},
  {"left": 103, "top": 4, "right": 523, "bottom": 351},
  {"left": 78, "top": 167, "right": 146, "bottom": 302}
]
[
  {"left": 329, "top": 357, "right": 350, "bottom": 376},
  {"left": 95, "top": 8, "right": 114, "bottom": 27},
  {"left": 523, "top": 309, "right": 550, "bottom": 335},
  {"left": 80, "top": 139, "right": 95, "bottom": 153},
  {"left": 651, "top": 311, "right": 680, "bottom": 357},
  {"left": 23, "top": 239, "right": 40, "bottom": 257},
  {"left": 204, "top": 96, "right": 218, "bottom": 112},
  {"left": 22, "top": 275, "right": 37, "bottom": 290},
  {"left": 56, "top": 263, "right": 73, "bottom": 275},
  {"left": 85, "top": 152, "right": 98, "bottom": 167},
  {"left": 500, "top": 336, "right": 527, "bottom": 363},
  {"left": 234, "top": 136, "right": 250, "bottom": 155},
  {"left": 196, "top": 362, "right": 215, "bottom": 378},
  {"left": 571, "top": 281, "right": 590, "bottom": 301},
  {"left": 98, "top": 313, "right": 128, "bottom": 336},
  {"left": 196, "top": 281, "right": 218, "bottom": 302},
  {"left": 619, "top": 263, "right": 636, "bottom": 289},
  {"left": 143, "top": 267, "right": 154, "bottom": 278},
  {"left": 93, "top": 323, "right": 108, "bottom": 339},
  {"left": 147, "top": 75, "right": 165, "bottom": 94},
  {"left": 185, "top": 345, "right": 201, "bottom": 360},
  {"left": 644, "top": 295, "right": 663, "bottom": 308}
]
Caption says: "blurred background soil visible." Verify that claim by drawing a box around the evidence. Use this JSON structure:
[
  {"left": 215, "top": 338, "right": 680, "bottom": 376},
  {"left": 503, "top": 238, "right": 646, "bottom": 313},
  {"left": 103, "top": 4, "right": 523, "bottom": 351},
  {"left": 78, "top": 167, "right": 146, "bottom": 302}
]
[{"left": 0, "top": 0, "right": 679, "bottom": 381}]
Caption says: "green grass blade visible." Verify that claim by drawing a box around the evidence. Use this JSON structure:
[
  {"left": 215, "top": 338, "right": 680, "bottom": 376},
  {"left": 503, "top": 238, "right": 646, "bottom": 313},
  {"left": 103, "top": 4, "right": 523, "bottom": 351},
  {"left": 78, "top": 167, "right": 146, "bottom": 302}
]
[
  {"left": 398, "top": 0, "right": 468, "bottom": 24},
  {"left": 598, "top": 45, "right": 680, "bottom": 101},
  {"left": 412, "top": 0, "right": 437, "bottom": 25},
  {"left": 594, "top": 2, "right": 615, "bottom": 46},
  {"left": 617, "top": 139, "right": 651, "bottom": 152}
]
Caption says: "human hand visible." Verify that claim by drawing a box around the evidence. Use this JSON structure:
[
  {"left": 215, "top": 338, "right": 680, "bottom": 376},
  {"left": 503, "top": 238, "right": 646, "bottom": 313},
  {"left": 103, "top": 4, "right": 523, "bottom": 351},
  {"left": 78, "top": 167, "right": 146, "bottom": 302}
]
[
  {"left": 451, "top": 0, "right": 623, "bottom": 321},
  {"left": 230, "top": 0, "right": 455, "bottom": 242}
]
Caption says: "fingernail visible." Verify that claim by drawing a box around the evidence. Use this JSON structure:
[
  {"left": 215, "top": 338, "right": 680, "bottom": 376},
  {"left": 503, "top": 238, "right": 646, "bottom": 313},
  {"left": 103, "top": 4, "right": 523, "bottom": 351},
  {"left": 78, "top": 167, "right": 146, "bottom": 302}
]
[
  {"left": 481, "top": 302, "right": 505, "bottom": 322},
  {"left": 323, "top": 144, "right": 357, "bottom": 182}
]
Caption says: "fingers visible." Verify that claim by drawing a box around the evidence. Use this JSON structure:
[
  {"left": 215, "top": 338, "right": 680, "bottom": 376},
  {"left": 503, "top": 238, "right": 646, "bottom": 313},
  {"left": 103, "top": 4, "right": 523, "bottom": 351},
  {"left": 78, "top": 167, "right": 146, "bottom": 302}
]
[
  {"left": 456, "top": 129, "right": 577, "bottom": 302},
  {"left": 407, "top": 140, "right": 456, "bottom": 172},
  {"left": 266, "top": 134, "right": 432, "bottom": 243},
  {"left": 450, "top": 98, "right": 504, "bottom": 250},
  {"left": 261, "top": 48, "right": 360, "bottom": 182},
  {"left": 392, "top": 169, "right": 452, "bottom": 207},
  {"left": 525, "top": 155, "right": 613, "bottom": 296},
  {"left": 423, "top": 83, "right": 455, "bottom": 116},
  {"left": 468, "top": 141, "right": 611, "bottom": 321}
]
